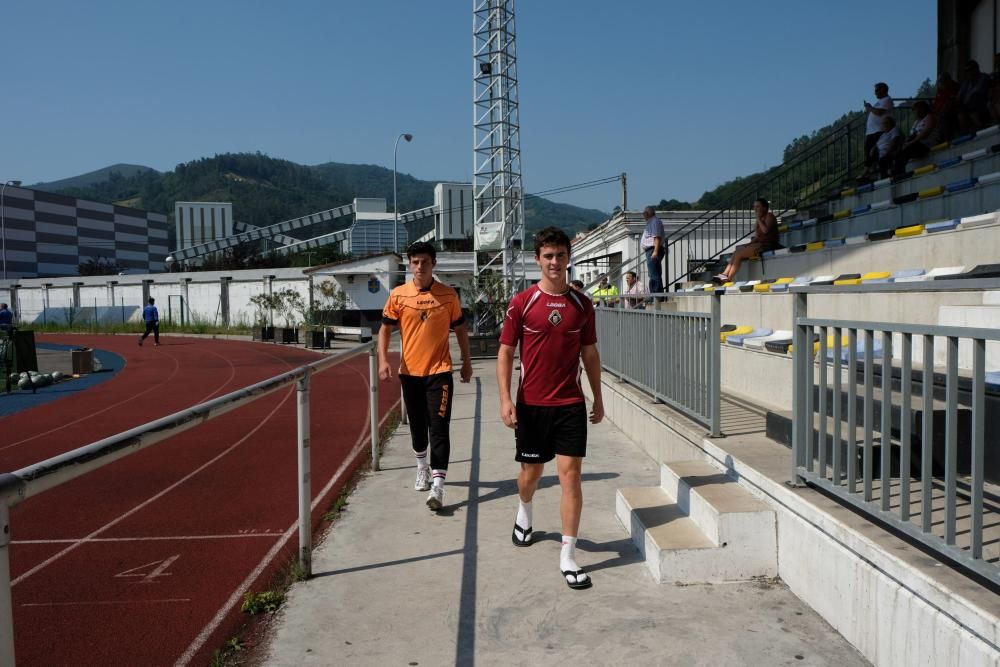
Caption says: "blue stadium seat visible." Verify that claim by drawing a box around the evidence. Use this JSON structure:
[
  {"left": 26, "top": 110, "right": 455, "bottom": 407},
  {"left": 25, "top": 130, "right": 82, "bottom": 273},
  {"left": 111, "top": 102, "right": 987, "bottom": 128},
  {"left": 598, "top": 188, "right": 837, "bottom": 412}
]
[
  {"left": 727, "top": 328, "right": 774, "bottom": 347},
  {"left": 789, "top": 220, "right": 803, "bottom": 230},
  {"left": 800, "top": 218, "right": 818, "bottom": 228},
  {"left": 987, "top": 371, "right": 1000, "bottom": 391},
  {"left": 950, "top": 134, "right": 974, "bottom": 146},
  {"left": 856, "top": 183, "right": 874, "bottom": 194},
  {"left": 888, "top": 268, "right": 926, "bottom": 281},
  {"left": 946, "top": 177, "right": 977, "bottom": 192},
  {"left": 937, "top": 157, "right": 962, "bottom": 169},
  {"left": 925, "top": 219, "right": 960, "bottom": 233},
  {"left": 851, "top": 204, "right": 871, "bottom": 215}
]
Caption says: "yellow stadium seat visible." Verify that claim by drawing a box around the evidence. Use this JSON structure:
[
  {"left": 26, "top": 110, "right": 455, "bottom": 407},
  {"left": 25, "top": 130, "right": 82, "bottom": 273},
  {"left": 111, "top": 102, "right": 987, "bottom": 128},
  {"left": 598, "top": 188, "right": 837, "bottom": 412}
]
[
  {"left": 778, "top": 224, "right": 789, "bottom": 233},
  {"left": 753, "top": 283, "right": 772, "bottom": 292},
  {"left": 913, "top": 164, "right": 937, "bottom": 176},
  {"left": 840, "top": 187, "right": 857, "bottom": 197},
  {"left": 918, "top": 186, "right": 945, "bottom": 199},
  {"left": 806, "top": 241, "right": 825, "bottom": 251},
  {"left": 720, "top": 325, "right": 753, "bottom": 343},
  {"left": 701, "top": 284, "right": 716, "bottom": 291},
  {"left": 833, "top": 278, "right": 862, "bottom": 285},
  {"left": 832, "top": 210, "right": 850, "bottom": 220},
  {"left": 812, "top": 335, "right": 850, "bottom": 355},
  {"left": 930, "top": 141, "right": 950, "bottom": 151},
  {"left": 860, "top": 271, "right": 891, "bottom": 281},
  {"left": 894, "top": 224, "right": 925, "bottom": 238},
  {"left": 773, "top": 277, "right": 795, "bottom": 284}
]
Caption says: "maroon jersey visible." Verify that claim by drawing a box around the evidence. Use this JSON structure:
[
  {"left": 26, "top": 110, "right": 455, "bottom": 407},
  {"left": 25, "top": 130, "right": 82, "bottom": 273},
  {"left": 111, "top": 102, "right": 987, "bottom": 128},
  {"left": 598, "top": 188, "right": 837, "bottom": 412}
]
[{"left": 499, "top": 284, "right": 597, "bottom": 406}]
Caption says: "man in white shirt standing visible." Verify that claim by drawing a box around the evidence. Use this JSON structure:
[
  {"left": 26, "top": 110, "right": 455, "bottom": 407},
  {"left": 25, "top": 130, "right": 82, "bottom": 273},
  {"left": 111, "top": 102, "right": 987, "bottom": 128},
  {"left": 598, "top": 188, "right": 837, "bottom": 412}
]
[
  {"left": 640, "top": 206, "right": 665, "bottom": 297},
  {"left": 863, "top": 82, "right": 894, "bottom": 165}
]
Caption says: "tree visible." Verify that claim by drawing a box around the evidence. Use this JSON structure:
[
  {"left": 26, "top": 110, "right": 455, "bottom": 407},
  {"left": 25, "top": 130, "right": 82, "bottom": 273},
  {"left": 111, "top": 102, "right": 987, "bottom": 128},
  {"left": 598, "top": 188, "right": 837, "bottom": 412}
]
[{"left": 78, "top": 257, "right": 125, "bottom": 276}]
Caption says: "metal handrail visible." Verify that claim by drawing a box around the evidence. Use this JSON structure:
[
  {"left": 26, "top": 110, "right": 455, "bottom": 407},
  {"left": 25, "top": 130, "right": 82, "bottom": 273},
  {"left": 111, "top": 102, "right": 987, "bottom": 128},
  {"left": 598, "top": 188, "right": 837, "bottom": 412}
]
[{"left": 0, "top": 341, "right": 381, "bottom": 665}]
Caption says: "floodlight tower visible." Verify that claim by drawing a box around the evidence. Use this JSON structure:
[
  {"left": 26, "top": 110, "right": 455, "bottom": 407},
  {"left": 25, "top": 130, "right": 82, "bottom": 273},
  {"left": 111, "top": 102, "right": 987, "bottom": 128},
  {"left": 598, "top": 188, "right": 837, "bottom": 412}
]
[{"left": 473, "top": 0, "right": 526, "bottom": 305}]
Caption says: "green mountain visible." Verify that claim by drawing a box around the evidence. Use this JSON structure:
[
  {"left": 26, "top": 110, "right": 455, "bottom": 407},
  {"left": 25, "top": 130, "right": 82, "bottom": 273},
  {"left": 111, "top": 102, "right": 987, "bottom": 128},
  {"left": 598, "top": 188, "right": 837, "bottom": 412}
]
[
  {"left": 30, "top": 163, "right": 160, "bottom": 192},
  {"left": 40, "top": 153, "right": 608, "bottom": 251}
]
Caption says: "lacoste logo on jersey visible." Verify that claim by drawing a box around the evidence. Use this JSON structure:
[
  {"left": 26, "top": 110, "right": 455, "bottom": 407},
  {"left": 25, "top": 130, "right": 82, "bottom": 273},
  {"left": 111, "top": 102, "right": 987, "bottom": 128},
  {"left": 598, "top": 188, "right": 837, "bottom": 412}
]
[{"left": 548, "top": 309, "right": 563, "bottom": 326}]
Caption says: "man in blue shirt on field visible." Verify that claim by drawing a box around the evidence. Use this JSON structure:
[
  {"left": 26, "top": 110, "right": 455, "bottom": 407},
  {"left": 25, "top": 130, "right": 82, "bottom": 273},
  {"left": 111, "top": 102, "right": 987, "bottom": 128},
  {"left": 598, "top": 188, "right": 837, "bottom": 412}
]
[{"left": 139, "top": 297, "right": 160, "bottom": 346}]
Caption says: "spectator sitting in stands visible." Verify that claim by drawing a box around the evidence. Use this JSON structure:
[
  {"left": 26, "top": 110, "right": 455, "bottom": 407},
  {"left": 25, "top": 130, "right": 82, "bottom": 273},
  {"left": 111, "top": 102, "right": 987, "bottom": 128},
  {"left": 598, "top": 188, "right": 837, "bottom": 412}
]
[
  {"left": 712, "top": 197, "right": 779, "bottom": 284},
  {"left": 622, "top": 271, "right": 647, "bottom": 309},
  {"left": 861, "top": 116, "right": 903, "bottom": 179},
  {"left": 863, "top": 82, "right": 894, "bottom": 165},
  {"left": 958, "top": 59, "right": 992, "bottom": 133},
  {"left": 894, "top": 101, "right": 939, "bottom": 174},
  {"left": 934, "top": 71, "right": 960, "bottom": 141},
  {"left": 591, "top": 274, "right": 619, "bottom": 306}
]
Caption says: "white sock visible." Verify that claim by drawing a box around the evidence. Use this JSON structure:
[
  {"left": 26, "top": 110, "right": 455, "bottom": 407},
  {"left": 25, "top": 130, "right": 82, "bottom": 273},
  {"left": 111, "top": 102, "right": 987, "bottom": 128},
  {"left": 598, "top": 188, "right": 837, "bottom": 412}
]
[
  {"left": 415, "top": 449, "right": 429, "bottom": 470},
  {"left": 560, "top": 535, "right": 581, "bottom": 572},
  {"left": 432, "top": 469, "right": 446, "bottom": 489},
  {"left": 516, "top": 499, "right": 532, "bottom": 529}
]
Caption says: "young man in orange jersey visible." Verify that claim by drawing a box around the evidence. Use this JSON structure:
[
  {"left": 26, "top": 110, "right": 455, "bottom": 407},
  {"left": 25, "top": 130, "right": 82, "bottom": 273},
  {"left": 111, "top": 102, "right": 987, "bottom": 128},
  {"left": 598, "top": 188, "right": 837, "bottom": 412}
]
[
  {"left": 496, "top": 226, "right": 605, "bottom": 589},
  {"left": 379, "top": 242, "right": 473, "bottom": 510}
]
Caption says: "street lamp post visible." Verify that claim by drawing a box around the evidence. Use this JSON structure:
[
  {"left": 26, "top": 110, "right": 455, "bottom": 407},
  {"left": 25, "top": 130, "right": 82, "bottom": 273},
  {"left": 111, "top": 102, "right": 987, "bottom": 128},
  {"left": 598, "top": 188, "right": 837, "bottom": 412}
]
[
  {"left": 1, "top": 180, "right": 22, "bottom": 281},
  {"left": 393, "top": 133, "right": 413, "bottom": 254}
]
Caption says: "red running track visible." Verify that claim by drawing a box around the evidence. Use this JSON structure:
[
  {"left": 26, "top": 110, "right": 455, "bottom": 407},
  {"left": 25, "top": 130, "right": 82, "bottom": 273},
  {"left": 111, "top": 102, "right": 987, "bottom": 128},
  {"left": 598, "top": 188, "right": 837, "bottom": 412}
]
[{"left": 0, "top": 334, "right": 400, "bottom": 666}]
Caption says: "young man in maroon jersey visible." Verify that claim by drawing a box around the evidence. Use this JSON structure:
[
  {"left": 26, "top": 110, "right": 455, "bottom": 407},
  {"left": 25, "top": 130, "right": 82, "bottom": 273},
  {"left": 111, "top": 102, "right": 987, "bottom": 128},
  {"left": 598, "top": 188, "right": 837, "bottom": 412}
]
[{"left": 496, "top": 226, "right": 605, "bottom": 590}]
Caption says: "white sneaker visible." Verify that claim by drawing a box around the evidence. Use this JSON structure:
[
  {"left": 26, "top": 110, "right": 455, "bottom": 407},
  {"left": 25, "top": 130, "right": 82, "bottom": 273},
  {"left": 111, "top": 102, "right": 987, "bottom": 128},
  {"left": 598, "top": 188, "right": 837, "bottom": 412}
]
[
  {"left": 414, "top": 467, "right": 431, "bottom": 491},
  {"left": 426, "top": 485, "right": 443, "bottom": 511}
]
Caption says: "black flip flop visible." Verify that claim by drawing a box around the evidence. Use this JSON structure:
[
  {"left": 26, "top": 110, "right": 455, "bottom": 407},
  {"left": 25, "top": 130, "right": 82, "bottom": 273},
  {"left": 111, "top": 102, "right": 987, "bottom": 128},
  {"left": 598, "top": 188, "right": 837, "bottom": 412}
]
[
  {"left": 561, "top": 569, "right": 592, "bottom": 590},
  {"left": 511, "top": 523, "right": 533, "bottom": 547}
]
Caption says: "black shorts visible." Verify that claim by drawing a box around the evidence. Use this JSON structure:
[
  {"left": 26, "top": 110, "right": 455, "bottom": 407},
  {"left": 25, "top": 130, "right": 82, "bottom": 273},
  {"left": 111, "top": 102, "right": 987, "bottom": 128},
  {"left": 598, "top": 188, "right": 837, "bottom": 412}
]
[{"left": 514, "top": 402, "right": 587, "bottom": 464}]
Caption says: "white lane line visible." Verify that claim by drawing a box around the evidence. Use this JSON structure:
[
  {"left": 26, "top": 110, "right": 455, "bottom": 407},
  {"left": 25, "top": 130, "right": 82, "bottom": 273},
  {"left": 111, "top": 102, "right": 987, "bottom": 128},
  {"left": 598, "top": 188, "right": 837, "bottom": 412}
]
[
  {"left": 175, "top": 362, "right": 391, "bottom": 667},
  {"left": 13, "top": 533, "right": 284, "bottom": 544},
  {"left": 11, "top": 386, "right": 296, "bottom": 587},
  {"left": 22, "top": 599, "right": 191, "bottom": 607}
]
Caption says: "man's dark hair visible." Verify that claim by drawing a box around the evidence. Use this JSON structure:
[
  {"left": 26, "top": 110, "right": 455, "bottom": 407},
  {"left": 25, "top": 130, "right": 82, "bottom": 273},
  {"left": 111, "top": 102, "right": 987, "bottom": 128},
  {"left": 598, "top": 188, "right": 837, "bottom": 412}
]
[
  {"left": 874, "top": 81, "right": 888, "bottom": 90},
  {"left": 406, "top": 241, "right": 437, "bottom": 262},
  {"left": 754, "top": 197, "right": 770, "bottom": 210},
  {"left": 148, "top": 297, "right": 155, "bottom": 305},
  {"left": 625, "top": 271, "right": 637, "bottom": 280},
  {"left": 533, "top": 226, "right": 571, "bottom": 256}
]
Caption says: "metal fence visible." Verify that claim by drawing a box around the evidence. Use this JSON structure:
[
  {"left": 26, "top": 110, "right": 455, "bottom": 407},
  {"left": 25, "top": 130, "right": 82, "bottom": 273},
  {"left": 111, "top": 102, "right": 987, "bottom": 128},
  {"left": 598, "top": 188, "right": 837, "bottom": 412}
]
[
  {"left": 0, "top": 342, "right": 381, "bottom": 665},
  {"left": 595, "top": 294, "right": 721, "bottom": 436},
  {"left": 789, "top": 289, "right": 999, "bottom": 586}
]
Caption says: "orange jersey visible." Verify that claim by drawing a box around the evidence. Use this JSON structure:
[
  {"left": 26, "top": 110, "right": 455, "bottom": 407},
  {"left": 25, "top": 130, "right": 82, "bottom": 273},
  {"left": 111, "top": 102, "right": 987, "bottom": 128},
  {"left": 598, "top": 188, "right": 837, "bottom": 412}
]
[{"left": 382, "top": 280, "right": 465, "bottom": 377}]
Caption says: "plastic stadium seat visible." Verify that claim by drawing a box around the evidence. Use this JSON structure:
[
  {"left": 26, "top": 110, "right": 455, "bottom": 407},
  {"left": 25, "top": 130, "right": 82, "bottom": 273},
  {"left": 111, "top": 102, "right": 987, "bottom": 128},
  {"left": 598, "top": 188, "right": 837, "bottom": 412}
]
[
  {"left": 739, "top": 280, "right": 763, "bottom": 293},
  {"left": 913, "top": 164, "right": 937, "bottom": 176},
  {"left": 814, "top": 335, "right": 851, "bottom": 356},
  {"left": 753, "top": 278, "right": 791, "bottom": 293},
  {"left": 808, "top": 275, "right": 837, "bottom": 286},
  {"left": 936, "top": 157, "right": 962, "bottom": 169},
  {"left": 826, "top": 237, "right": 845, "bottom": 247},
  {"left": 788, "top": 220, "right": 803, "bottom": 230},
  {"left": 861, "top": 271, "right": 892, "bottom": 282},
  {"left": 832, "top": 210, "right": 850, "bottom": 221},
  {"left": 917, "top": 186, "right": 945, "bottom": 199},
  {"left": 727, "top": 328, "right": 774, "bottom": 347},
  {"left": 800, "top": 218, "right": 817, "bottom": 228},
  {"left": 845, "top": 234, "right": 867, "bottom": 245},
  {"left": 834, "top": 277, "right": 862, "bottom": 285},
  {"left": 959, "top": 212, "right": 1000, "bottom": 228},
  {"left": 870, "top": 199, "right": 892, "bottom": 211},
  {"left": 987, "top": 371, "right": 1000, "bottom": 390},
  {"left": 765, "top": 339, "right": 794, "bottom": 354},
  {"left": 889, "top": 268, "right": 926, "bottom": 281},
  {"left": 893, "top": 192, "right": 918, "bottom": 205},
  {"left": 840, "top": 187, "right": 857, "bottom": 197},
  {"left": 939, "top": 263, "right": 1000, "bottom": 280},
  {"left": 992, "top": 143, "right": 1000, "bottom": 154},
  {"left": 744, "top": 330, "right": 792, "bottom": 351},
  {"left": 977, "top": 125, "right": 1000, "bottom": 139},
  {"left": 772, "top": 247, "right": 790, "bottom": 256},
  {"left": 946, "top": 177, "right": 977, "bottom": 193},
  {"left": 720, "top": 324, "right": 737, "bottom": 333},
  {"left": 962, "top": 147, "right": 988, "bottom": 161},
  {"left": 761, "top": 250, "right": 776, "bottom": 258},
  {"left": 805, "top": 241, "right": 825, "bottom": 252},
  {"left": 979, "top": 171, "right": 1000, "bottom": 185},
  {"left": 788, "top": 276, "right": 815, "bottom": 287},
  {"left": 892, "top": 171, "right": 913, "bottom": 184},
  {"left": 894, "top": 224, "right": 924, "bottom": 238},
  {"left": 867, "top": 228, "right": 895, "bottom": 241},
  {"left": 857, "top": 183, "right": 874, "bottom": 194},
  {"left": 930, "top": 141, "right": 950, "bottom": 152},
  {"left": 826, "top": 337, "right": 884, "bottom": 361},
  {"left": 720, "top": 325, "right": 753, "bottom": 342},
  {"left": 893, "top": 266, "right": 965, "bottom": 282},
  {"left": 816, "top": 214, "right": 834, "bottom": 223},
  {"left": 851, "top": 204, "right": 871, "bottom": 215},
  {"left": 725, "top": 281, "right": 748, "bottom": 294},
  {"left": 873, "top": 177, "right": 892, "bottom": 189},
  {"left": 950, "top": 134, "right": 974, "bottom": 146},
  {"left": 778, "top": 224, "right": 790, "bottom": 233},
  {"left": 925, "top": 219, "right": 960, "bottom": 233},
  {"left": 832, "top": 273, "right": 861, "bottom": 283},
  {"left": 789, "top": 243, "right": 807, "bottom": 253}
]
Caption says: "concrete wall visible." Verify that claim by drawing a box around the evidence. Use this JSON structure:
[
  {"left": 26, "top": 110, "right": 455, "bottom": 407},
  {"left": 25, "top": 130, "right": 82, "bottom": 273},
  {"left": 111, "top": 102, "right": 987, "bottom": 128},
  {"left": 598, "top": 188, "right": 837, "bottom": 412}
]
[{"left": 586, "top": 375, "right": 1000, "bottom": 667}]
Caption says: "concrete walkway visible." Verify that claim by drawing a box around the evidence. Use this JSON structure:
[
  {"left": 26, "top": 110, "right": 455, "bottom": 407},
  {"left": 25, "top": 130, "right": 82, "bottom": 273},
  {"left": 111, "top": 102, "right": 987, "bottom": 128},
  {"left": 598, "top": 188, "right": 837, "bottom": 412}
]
[{"left": 260, "top": 358, "right": 868, "bottom": 666}]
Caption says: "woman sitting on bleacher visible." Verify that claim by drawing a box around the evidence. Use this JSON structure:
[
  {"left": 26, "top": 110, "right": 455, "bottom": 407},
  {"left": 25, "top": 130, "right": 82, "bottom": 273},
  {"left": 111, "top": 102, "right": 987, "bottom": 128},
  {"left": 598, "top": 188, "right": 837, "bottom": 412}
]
[
  {"left": 713, "top": 198, "right": 779, "bottom": 284},
  {"left": 893, "top": 101, "right": 939, "bottom": 174}
]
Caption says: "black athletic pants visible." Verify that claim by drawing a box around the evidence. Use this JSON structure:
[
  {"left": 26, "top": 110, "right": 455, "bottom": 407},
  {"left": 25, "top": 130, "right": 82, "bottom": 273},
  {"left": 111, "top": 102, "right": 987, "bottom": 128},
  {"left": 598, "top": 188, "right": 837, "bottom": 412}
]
[
  {"left": 141, "top": 321, "right": 160, "bottom": 344},
  {"left": 400, "top": 372, "right": 454, "bottom": 471}
]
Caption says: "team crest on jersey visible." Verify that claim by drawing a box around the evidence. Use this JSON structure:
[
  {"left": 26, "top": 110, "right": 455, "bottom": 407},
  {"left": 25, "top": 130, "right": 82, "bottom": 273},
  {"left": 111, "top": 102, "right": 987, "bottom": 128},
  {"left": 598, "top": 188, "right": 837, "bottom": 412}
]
[
  {"left": 548, "top": 309, "right": 563, "bottom": 326},
  {"left": 420, "top": 310, "right": 429, "bottom": 321}
]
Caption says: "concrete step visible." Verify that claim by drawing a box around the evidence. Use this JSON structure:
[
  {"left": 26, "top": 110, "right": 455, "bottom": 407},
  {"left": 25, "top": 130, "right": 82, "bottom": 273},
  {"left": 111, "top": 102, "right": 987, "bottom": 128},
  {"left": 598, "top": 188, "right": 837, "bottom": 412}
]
[{"left": 615, "top": 461, "right": 777, "bottom": 584}]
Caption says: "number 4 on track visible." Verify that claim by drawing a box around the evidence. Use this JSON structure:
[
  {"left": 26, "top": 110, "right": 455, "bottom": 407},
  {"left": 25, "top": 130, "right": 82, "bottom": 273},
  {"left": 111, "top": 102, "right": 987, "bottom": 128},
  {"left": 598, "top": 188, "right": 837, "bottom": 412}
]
[{"left": 114, "top": 555, "right": 180, "bottom": 584}]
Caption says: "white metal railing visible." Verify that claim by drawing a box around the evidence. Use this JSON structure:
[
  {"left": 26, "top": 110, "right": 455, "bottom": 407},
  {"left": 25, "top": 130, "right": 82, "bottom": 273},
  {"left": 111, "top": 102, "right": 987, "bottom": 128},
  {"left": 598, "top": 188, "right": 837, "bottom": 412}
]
[{"left": 0, "top": 342, "right": 380, "bottom": 665}]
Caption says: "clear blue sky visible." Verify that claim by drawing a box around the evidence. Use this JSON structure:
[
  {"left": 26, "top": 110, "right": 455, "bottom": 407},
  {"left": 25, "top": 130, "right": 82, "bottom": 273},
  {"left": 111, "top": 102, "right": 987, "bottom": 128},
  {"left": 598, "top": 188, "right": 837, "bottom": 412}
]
[{"left": 1, "top": 0, "right": 936, "bottom": 212}]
